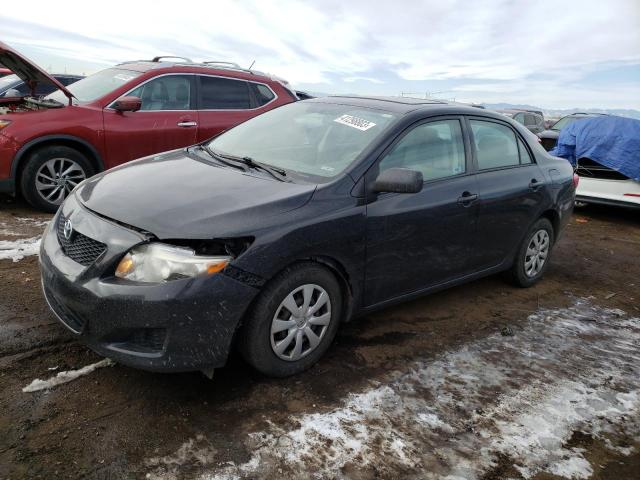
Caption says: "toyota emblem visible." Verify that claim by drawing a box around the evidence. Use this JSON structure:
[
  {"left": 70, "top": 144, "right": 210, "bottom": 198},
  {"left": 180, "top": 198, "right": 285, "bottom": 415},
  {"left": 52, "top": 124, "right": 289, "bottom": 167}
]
[{"left": 63, "top": 218, "right": 73, "bottom": 241}]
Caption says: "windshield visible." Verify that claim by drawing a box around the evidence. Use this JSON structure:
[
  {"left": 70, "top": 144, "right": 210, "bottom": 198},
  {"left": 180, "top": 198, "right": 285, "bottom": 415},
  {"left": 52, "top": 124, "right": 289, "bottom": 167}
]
[
  {"left": 208, "top": 102, "right": 398, "bottom": 180},
  {"left": 551, "top": 115, "right": 590, "bottom": 131},
  {"left": 46, "top": 68, "right": 142, "bottom": 103}
]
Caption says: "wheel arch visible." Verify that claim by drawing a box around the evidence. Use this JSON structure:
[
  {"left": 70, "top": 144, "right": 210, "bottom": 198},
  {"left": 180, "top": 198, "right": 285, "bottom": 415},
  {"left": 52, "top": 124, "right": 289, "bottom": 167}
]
[
  {"left": 539, "top": 209, "right": 560, "bottom": 243},
  {"left": 12, "top": 135, "right": 105, "bottom": 190}
]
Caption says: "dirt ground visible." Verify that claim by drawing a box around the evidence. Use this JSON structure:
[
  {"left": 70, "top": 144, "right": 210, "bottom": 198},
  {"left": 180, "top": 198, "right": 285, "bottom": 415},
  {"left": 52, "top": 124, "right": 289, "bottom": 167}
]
[{"left": 0, "top": 194, "right": 638, "bottom": 480}]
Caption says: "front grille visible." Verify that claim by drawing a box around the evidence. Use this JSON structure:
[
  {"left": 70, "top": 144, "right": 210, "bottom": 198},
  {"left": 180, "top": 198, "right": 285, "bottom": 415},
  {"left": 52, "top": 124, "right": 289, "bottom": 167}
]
[{"left": 57, "top": 214, "right": 107, "bottom": 266}]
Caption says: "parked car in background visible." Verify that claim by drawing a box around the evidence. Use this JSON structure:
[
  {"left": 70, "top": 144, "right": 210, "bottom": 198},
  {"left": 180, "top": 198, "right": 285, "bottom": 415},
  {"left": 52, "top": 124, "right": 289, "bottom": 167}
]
[
  {"left": 497, "top": 109, "right": 545, "bottom": 135},
  {"left": 40, "top": 96, "right": 576, "bottom": 377},
  {"left": 550, "top": 115, "right": 640, "bottom": 209},
  {"left": 0, "top": 67, "right": 11, "bottom": 77},
  {"left": 538, "top": 113, "right": 607, "bottom": 151},
  {"left": 0, "top": 42, "right": 297, "bottom": 212},
  {"left": 0, "top": 73, "right": 83, "bottom": 97}
]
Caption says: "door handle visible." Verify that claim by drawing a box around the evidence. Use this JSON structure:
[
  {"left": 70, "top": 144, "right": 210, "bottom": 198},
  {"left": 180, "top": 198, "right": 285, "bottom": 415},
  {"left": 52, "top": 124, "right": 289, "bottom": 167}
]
[
  {"left": 177, "top": 121, "right": 198, "bottom": 127},
  {"left": 457, "top": 192, "right": 478, "bottom": 206},
  {"left": 529, "top": 179, "right": 542, "bottom": 190}
]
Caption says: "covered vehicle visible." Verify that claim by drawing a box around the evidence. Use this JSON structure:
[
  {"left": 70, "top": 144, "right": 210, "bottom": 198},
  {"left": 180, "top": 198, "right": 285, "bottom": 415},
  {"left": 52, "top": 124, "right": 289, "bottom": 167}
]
[
  {"left": 550, "top": 116, "right": 640, "bottom": 208},
  {"left": 538, "top": 113, "right": 607, "bottom": 151}
]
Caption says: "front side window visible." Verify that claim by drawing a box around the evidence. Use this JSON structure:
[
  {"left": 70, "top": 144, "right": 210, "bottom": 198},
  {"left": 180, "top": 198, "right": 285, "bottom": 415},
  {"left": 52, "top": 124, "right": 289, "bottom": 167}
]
[
  {"left": 379, "top": 119, "right": 466, "bottom": 181},
  {"left": 200, "top": 76, "right": 250, "bottom": 109},
  {"left": 208, "top": 102, "right": 398, "bottom": 180},
  {"left": 471, "top": 120, "right": 520, "bottom": 170},
  {"left": 128, "top": 75, "right": 192, "bottom": 111},
  {"left": 46, "top": 68, "right": 142, "bottom": 103}
]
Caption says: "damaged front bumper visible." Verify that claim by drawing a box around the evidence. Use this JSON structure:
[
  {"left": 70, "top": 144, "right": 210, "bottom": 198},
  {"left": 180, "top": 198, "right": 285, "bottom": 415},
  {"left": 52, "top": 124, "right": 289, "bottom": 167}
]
[{"left": 39, "top": 195, "right": 261, "bottom": 372}]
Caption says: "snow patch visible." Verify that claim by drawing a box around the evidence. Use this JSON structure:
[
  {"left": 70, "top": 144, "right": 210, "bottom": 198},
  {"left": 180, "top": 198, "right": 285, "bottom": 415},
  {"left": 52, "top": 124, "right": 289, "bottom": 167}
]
[
  {"left": 22, "top": 359, "right": 115, "bottom": 392},
  {"left": 165, "top": 299, "right": 640, "bottom": 480},
  {"left": 0, "top": 236, "right": 41, "bottom": 262}
]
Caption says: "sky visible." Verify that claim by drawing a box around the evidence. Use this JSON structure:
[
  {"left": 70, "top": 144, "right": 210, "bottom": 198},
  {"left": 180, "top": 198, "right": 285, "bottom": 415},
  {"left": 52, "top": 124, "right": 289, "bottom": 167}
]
[{"left": 1, "top": 0, "right": 639, "bottom": 109}]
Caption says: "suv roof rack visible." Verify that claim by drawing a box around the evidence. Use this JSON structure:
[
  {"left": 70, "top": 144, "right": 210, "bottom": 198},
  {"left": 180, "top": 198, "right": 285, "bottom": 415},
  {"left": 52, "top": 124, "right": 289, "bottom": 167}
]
[
  {"left": 203, "top": 61, "right": 241, "bottom": 68},
  {"left": 151, "top": 56, "right": 193, "bottom": 63}
]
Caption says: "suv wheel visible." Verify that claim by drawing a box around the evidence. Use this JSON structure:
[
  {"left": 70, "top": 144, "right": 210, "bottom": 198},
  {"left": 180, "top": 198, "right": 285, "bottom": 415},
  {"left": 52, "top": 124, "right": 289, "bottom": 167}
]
[
  {"left": 21, "top": 146, "right": 94, "bottom": 212},
  {"left": 239, "top": 263, "right": 343, "bottom": 377},
  {"left": 507, "top": 218, "right": 555, "bottom": 287}
]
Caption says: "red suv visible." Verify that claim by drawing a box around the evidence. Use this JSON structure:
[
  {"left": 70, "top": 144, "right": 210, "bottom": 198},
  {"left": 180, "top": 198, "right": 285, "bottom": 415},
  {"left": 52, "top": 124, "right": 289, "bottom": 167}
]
[{"left": 0, "top": 43, "right": 296, "bottom": 211}]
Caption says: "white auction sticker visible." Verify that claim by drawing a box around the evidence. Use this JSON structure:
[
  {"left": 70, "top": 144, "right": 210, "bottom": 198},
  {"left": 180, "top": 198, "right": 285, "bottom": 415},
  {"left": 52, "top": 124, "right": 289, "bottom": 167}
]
[{"left": 334, "top": 114, "right": 377, "bottom": 131}]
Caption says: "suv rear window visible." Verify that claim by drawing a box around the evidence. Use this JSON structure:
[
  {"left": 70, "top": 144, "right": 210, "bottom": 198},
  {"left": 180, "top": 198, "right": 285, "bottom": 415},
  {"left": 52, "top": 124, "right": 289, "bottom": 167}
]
[
  {"left": 199, "top": 76, "right": 251, "bottom": 109},
  {"left": 249, "top": 83, "right": 275, "bottom": 106}
]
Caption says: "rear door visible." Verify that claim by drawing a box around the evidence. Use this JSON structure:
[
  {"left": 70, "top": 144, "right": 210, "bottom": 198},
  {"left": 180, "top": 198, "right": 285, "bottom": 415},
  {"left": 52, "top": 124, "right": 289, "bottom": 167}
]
[
  {"left": 469, "top": 118, "right": 545, "bottom": 269},
  {"left": 195, "top": 75, "right": 276, "bottom": 142},
  {"left": 103, "top": 74, "right": 198, "bottom": 167},
  {"left": 364, "top": 117, "right": 479, "bottom": 306}
]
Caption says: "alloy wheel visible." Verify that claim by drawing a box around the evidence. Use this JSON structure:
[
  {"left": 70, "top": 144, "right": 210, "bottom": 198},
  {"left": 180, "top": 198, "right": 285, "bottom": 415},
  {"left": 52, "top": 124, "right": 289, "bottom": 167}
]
[
  {"left": 524, "top": 229, "right": 550, "bottom": 277},
  {"left": 270, "top": 284, "right": 332, "bottom": 361},
  {"left": 35, "top": 158, "right": 86, "bottom": 205}
]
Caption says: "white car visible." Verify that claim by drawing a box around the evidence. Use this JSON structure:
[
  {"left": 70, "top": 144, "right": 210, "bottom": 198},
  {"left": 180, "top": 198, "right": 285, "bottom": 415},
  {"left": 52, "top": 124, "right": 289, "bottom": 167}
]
[{"left": 576, "top": 159, "right": 640, "bottom": 209}]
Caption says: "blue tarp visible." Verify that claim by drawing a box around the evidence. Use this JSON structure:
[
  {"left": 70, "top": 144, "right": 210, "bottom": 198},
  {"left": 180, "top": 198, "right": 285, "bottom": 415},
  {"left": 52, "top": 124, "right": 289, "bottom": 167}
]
[{"left": 550, "top": 116, "right": 640, "bottom": 181}]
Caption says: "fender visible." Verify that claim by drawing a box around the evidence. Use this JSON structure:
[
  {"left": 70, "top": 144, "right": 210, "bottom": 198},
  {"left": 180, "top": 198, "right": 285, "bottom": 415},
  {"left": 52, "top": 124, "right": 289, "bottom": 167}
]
[{"left": 10, "top": 134, "right": 105, "bottom": 179}]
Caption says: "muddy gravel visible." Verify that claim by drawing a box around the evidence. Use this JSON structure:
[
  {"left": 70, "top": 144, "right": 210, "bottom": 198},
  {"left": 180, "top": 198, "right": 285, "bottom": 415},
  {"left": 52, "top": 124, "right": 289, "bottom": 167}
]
[{"left": 0, "top": 194, "right": 638, "bottom": 480}]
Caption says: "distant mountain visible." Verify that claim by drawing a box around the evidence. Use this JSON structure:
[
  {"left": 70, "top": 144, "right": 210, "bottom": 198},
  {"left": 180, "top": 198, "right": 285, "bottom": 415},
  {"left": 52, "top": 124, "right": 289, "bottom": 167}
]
[{"left": 482, "top": 103, "right": 640, "bottom": 119}]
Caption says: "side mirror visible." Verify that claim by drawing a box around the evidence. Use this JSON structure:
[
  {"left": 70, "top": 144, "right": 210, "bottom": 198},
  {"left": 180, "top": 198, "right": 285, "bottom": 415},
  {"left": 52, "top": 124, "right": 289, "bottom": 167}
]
[
  {"left": 373, "top": 168, "right": 423, "bottom": 194},
  {"left": 112, "top": 96, "right": 142, "bottom": 112}
]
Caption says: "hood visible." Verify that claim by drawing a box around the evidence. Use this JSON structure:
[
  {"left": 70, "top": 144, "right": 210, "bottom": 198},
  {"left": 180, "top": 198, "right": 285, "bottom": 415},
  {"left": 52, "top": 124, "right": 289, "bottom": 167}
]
[
  {"left": 0, "top": 42, "right": 73, "bottom": 103},
  {"left": 76, "top": 150, "right": 317, "bottom": 239}
]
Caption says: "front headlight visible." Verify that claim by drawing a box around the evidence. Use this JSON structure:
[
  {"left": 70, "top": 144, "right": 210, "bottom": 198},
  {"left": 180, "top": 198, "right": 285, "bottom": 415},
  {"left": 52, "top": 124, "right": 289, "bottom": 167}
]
[{"left": 115, "top": 243, "right": 230, "bottom": 283}]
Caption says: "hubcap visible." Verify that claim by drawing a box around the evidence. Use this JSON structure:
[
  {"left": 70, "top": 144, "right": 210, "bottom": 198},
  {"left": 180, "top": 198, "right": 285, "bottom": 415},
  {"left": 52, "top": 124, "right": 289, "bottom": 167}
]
[
  {"left": 270, "top": 284, "right": 332, "bottom": 362},
  {"left": 524, "top": 229, "right": 550, "bottom": 278},
  {"left": 35, "top": 158, "right": 86, "bottom": 205}
]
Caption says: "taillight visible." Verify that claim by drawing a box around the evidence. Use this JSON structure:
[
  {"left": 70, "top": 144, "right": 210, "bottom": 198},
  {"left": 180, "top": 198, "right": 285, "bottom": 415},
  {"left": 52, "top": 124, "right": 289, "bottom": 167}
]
[{"left": 573, "top": 173, "right": 580, "bottom": 188}]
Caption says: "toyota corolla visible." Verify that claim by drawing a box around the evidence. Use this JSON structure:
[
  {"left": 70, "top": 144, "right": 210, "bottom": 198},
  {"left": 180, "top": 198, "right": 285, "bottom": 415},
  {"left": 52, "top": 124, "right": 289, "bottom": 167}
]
[{"left": 39, "top": 96, "right": 576, "bottom": 377}]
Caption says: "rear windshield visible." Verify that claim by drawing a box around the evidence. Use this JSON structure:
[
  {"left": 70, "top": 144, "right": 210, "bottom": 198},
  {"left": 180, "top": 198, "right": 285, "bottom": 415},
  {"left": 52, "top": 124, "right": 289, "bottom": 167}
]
[{"left": 46, "top": 68, "right": 142, "bottom": 103}]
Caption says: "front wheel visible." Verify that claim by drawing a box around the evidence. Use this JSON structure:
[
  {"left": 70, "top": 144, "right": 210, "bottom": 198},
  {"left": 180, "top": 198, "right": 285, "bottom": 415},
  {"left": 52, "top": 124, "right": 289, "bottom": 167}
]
[
  {"left": 239, "top": 263, "right": 343, "bottom": 377},
  {"left": 20, "top": 146, "right": 93, "bottom": 213},
  {"left": 507, "top": 218, "right": 555, "bottom": 287}
]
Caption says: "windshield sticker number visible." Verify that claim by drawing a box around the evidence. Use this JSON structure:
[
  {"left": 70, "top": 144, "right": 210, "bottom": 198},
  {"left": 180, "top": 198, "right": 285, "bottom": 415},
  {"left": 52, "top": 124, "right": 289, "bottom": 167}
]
[{"left": 334, "top": 115, "right": 377, "bottom": 131}]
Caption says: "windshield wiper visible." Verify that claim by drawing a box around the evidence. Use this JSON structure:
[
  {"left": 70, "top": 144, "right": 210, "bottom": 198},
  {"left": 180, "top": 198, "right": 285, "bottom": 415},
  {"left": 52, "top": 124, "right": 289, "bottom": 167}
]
[
  {"left": 215, "top": 152, "right": 290, "bottom": 182},
  {"left": 194, "top": 144, "right": 248, "bottom": 171}
]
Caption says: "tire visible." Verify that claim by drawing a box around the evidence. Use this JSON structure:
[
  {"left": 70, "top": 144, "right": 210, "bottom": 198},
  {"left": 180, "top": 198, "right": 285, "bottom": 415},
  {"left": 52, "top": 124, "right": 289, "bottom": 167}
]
[
  {"left": 20, "top": 145, "right": 94, "bottom": 213},
  {"left": 239, "top": 262, "right": 343, "bottom": 377},
  {"left": 507, "top": 218, "right": 555, "bottom": 288}
]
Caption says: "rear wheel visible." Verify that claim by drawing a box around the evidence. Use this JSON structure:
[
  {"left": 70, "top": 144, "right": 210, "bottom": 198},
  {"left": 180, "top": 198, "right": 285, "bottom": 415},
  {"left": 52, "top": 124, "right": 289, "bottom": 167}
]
[
  {"left": 507, "top": 218, "right": 554, "bottom": 287},
  {"left": 239, "top": 263, "right": 343, "bottom": 377},
  {"left": 20, "top": 146, "right": 93, "bottom": 213}
]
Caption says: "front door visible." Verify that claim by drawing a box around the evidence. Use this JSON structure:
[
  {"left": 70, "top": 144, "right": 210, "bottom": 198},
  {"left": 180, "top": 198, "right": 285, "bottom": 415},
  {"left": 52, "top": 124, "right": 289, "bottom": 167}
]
[
  {"left": 103, "top": 74, "right": 198, "bottom": 168},
  {"left": 364, "top": 117, "right": 479, "bottom": 306}
]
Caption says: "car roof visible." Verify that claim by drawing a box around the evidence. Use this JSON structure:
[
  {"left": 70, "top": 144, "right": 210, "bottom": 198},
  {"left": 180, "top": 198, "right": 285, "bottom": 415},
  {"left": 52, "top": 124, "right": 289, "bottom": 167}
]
[{"left": 309, "top": 95, "right": 500, "bottom": 117}]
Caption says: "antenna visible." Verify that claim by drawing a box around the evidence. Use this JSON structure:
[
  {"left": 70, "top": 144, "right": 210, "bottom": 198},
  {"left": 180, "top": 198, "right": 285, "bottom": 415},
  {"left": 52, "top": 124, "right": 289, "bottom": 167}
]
[{"left": 248, "top": 60, "right": 255, "bottom": 70}]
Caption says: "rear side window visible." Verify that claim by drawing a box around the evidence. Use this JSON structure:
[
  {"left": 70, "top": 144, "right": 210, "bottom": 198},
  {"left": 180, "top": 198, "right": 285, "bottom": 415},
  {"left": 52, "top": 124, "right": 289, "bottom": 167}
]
[
  {"left": 128, "top": 75, "right": 192, "bottom": 111},
  {"left": 518, "top": 137, "right": 533, "bottom": 164},
  {"left": 380, "top": 119, "right": 466, "bottom": 181},
  {"left": 250, "top": 83, "right": 275, "bottom": 106},
  {"left": 199, "top": 76, "right": 251, "bottom": 109},
  {"left": 470, "top": 120, "right": 520, "bottom": 170}
]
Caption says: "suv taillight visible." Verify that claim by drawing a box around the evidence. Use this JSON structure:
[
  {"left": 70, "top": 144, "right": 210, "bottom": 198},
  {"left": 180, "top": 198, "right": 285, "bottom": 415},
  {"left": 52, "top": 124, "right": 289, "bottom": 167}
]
[{"left": 573, "top": 173, "right": 580, "bottom": 188}]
